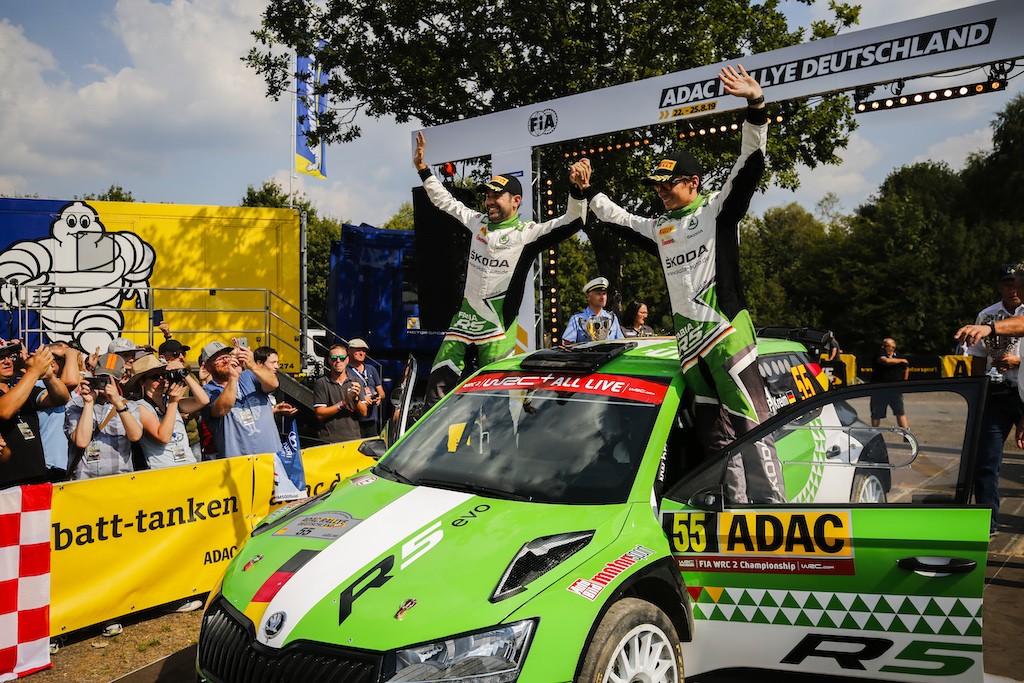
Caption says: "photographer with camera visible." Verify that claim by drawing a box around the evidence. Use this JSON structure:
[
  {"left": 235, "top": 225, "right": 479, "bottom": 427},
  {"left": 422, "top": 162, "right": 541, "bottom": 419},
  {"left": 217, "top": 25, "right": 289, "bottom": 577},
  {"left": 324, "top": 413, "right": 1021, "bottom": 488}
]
[
  {"left": 201, "top": 339, "right": 281, "bottom": 457},
  {"left": 127, "top": 355, "right": 210, "bottom": 469},
  {"left": 66, "top": 353, "right": 143, "bottom": 479},
  {"left": 0, "top": 340, "right": 71, "bottom": 489}
]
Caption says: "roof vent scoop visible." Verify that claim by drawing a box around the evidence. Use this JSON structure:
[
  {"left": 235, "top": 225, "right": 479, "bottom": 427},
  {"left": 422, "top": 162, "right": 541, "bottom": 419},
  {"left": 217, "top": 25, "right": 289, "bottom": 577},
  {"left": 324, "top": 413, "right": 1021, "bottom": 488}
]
[{"left": 490, "top": 531, "right": 595, "bottom": 603}]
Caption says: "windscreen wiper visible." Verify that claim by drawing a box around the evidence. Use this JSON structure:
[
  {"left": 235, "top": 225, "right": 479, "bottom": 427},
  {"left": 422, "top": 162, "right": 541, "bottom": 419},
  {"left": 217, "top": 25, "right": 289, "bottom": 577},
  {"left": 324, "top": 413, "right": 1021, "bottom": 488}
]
[
  {"left": 416, "top": 478, "right": 534, "bottom": 502},
  {"left": 373, "top": 462, "right": 415, "bottom": 485}
]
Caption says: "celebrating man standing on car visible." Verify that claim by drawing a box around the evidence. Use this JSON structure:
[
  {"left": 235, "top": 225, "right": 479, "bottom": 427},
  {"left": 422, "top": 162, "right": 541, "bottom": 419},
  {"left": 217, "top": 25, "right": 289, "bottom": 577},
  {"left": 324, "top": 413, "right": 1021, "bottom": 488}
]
[
  {"left": 415, "top": 132, "right": 586, "bottom": 406},
  {"left": 569, "top": 65, "right": 783, "bottom": 504}
]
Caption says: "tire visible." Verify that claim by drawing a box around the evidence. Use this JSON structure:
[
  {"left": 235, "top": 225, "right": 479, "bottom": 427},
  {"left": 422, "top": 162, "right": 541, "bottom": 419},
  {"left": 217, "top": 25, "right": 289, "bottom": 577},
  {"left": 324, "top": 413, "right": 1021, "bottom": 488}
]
[
  {"left": 577, "top": 598, "right": 683, "bottom": 683},
  {"left": 851, "top": 471, "right": 887, "bottom": 503}
]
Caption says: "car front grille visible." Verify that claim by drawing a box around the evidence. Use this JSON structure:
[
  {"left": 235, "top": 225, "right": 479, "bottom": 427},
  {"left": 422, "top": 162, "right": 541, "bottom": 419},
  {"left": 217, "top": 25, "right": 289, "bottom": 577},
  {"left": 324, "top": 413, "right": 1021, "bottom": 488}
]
[{"left": 198, "top": 599, "right": 382, "bottom": 683}]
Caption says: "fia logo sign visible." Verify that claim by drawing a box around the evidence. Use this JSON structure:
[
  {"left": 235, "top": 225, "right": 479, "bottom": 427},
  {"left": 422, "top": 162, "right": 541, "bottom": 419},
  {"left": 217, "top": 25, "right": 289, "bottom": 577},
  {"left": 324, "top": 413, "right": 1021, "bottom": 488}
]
[{"left": 529, "top": 109, "right": 558, "bottom": 136}]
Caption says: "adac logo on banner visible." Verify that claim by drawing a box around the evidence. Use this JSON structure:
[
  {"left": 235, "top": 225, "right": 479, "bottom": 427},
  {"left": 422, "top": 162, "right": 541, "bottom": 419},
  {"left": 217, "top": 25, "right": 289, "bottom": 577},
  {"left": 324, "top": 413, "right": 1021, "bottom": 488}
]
[{"left": 529, "top": 109, "right": 558, "bottom": 136}]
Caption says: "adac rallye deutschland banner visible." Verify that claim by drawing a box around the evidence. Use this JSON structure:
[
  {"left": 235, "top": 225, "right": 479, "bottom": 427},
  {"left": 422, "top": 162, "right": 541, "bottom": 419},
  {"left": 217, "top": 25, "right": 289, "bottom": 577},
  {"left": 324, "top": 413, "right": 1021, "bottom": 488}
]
[{"left": 295, "top": 46, "right": 328, "bottom": 179}]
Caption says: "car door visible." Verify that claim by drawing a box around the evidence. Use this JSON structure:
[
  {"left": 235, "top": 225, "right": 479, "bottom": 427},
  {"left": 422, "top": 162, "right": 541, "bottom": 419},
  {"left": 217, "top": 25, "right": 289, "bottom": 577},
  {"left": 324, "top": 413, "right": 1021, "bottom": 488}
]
[
  {"left": 661, "top": 378, "right": 990, "bottom": 683},
  {"left": 387, "top": 354, "right": 417, "bottom": 444}
]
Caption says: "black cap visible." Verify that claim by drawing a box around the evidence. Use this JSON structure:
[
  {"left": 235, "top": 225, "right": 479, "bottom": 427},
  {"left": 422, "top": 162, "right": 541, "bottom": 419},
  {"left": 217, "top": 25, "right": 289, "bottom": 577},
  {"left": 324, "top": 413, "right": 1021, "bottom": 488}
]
[
  {"left": 644, "top": 150, "right": 704, "bottom": 184},
  {"left": 477, "top": 174, "right": 523, "bottom": 196},
  {"left": 158, "top": 339, "right": 191, "bottom": 355},
  {"left": 998, "top": 263, "right": 1020, "bottom": 282}
]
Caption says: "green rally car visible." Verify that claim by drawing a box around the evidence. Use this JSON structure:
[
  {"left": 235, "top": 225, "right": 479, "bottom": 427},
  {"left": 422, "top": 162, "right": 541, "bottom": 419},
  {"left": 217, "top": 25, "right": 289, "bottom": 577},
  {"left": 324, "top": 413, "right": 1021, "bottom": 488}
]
[{"left": 197, "top": 337, "right": 991, "bottom": 683}]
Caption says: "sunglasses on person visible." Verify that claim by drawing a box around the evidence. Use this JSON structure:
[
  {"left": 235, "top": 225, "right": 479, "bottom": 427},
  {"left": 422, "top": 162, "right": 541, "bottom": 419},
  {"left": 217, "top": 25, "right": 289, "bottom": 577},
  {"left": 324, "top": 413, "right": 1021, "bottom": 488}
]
[
  {"left": 652, "top": 176, "right": 690, "bottom": 193},
  {"left": 330, "top": 354, "right": 348, "bottom": 361}
]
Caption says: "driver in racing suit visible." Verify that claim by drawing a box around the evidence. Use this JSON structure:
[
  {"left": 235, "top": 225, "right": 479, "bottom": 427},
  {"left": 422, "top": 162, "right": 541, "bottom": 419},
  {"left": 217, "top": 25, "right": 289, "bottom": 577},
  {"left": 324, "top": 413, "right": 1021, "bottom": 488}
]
[
  {"left": 415, "top": 132, "right": 586, "bottom": 406},
  {"left": 570, "top": 65, "right": 784, "bottom": 504}
]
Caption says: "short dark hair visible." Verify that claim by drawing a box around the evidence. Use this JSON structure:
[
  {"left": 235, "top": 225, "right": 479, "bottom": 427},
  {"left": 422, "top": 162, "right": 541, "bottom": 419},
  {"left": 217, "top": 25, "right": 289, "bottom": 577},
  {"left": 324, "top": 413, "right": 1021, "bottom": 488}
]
[{"left": 254, "top": 346, "right": 277, "bottom": 364}]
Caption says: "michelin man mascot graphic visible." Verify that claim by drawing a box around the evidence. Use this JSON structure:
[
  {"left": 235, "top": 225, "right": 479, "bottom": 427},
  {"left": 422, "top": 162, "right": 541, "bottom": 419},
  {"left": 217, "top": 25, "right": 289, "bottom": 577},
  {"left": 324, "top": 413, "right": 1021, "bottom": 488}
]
[{"left": 0, "top": 201, "right": 156, "bottom": 350}]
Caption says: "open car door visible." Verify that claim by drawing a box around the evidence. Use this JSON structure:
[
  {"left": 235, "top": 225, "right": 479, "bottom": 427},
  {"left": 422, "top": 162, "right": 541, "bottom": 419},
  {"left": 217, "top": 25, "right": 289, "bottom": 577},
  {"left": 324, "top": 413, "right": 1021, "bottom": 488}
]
[
  {"left": 661, "top": 378, "right": 990, "bottom": 682},
  {"left": 386, "top": 354, "right": 418, "bottom": 444}
]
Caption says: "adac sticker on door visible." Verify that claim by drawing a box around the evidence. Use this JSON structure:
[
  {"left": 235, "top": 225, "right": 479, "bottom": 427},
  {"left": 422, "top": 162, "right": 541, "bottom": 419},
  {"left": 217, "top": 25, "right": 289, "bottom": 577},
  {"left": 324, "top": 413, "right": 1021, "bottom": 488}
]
[{"left": 662, "top": 510, "right": 854, "bottom": 576}]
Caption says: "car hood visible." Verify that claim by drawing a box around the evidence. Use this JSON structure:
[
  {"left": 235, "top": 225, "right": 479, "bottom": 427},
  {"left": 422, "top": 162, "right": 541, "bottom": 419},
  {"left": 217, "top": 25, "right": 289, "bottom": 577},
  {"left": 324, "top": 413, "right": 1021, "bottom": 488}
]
[{"left": 219, "top": 473, "right": 629, "bottom": 651}]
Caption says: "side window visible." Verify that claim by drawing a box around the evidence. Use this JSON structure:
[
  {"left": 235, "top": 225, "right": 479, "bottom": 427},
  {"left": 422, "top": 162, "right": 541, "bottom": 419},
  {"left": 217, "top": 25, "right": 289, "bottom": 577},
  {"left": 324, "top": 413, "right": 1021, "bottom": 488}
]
[{"left": 728, "top": 389, "right": 971, "bottom": 505}]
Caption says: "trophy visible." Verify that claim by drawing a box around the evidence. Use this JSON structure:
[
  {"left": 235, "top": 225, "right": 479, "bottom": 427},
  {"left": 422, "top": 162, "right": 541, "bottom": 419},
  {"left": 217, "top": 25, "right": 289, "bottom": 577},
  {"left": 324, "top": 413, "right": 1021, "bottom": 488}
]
[
  {"left": 980, "top": 313, "right": 1016, "bottom": 382},
  {"left": 583, "top": 315, "right": 611, "bottom": 341}
]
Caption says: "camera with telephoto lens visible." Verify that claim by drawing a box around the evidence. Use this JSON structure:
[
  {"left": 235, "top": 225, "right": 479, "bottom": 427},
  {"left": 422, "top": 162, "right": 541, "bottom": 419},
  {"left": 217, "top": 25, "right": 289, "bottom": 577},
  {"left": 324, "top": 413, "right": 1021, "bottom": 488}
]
[{"left": 165, "top": 368, "right": 190, "bottom": 383}]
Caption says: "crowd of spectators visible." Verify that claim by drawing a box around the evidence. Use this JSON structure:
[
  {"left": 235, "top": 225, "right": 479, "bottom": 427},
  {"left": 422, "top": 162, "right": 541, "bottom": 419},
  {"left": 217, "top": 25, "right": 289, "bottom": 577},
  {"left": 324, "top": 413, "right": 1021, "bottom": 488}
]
[{"left": 0, "top": 323, "right": 389, "bottom": 493}]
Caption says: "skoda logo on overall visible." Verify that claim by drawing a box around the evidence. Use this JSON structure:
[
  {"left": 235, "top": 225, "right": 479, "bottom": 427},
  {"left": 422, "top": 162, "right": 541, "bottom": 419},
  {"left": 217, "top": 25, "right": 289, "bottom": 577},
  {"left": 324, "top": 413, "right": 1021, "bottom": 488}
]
[
  {"left": 529, "top": 109, "right": 557, "bottom": 136},
  {"left": 264, "top": 611, "right": 286, "bottom": 638}
]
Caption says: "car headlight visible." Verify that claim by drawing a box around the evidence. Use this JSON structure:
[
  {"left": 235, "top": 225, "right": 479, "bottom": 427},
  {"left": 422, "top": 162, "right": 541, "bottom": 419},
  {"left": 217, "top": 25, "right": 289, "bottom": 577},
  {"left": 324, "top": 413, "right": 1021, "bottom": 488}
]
[{"left": 387, "top": 619, "right": 536, "bottom": 682}]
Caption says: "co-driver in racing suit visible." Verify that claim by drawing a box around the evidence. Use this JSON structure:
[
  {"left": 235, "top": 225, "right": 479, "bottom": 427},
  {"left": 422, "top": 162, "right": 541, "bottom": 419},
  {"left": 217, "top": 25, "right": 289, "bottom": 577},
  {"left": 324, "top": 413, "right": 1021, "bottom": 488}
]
[
  {"left": 570, "top": 65, "right": 784, "bottom": 504},
  {"left": 415, "top": 132, "right": 586, "bottom": 406}
]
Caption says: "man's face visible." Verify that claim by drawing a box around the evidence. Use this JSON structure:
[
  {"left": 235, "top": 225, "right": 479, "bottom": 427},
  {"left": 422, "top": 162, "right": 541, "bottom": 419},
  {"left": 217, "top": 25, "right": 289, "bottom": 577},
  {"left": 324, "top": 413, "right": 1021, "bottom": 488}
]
[
  {"left": 261, "top": 353, "right": 280, "bottom": 373},
  {"left": 0, "top": 352, "right": 16, "bottom": 382},
  {"left": 207, "top": 351, "right": 234, "bottom": 381},
  {"left": 484, "top": 190, "right": 521, "bottom": 222},
  {"left": 328, "top": 348, "right": 348, "bottom": 374},
  {"left": 654, "top": 176, "right": 699, "bottom": 211},
  {"left": 350, "top": 348, "right": 368, "bottom": 365},
  {"left": 882, "top": 339, "right": 897, "bottom": 355},
  {"left": 586, "top": 288, "right": 608, "bottom": 311},
  {"left": 997, "top": 280, "right": 1021, "bottom": 309}
]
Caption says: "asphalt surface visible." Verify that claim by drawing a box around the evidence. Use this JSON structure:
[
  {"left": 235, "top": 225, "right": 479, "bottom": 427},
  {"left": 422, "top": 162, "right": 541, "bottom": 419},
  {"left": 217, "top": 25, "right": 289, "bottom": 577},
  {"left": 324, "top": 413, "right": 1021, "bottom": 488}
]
[{"left": 115, "top": 448, "right": 1024, "bottom": 683}]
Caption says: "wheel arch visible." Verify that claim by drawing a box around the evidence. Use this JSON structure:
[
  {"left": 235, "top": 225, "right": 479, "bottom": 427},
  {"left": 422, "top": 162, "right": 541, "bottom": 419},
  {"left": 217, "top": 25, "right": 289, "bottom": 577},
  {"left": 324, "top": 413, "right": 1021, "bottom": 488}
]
[{"left": 572, "top": 556, "right": 693, "bottom": 680}]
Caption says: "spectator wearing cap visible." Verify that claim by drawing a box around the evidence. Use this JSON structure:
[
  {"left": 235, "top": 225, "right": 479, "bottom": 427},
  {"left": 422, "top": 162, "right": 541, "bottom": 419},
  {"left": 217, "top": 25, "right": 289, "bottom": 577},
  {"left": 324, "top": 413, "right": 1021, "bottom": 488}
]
[
  {"left": 345, "top": 338, "right": 385, "bottom": 437},
  {"left": 35, "top": 341, "right": 83, "bottom": 481},
  {"left": 128, "top": 354, "right": 210, "bottom": 469},
  {"left": 200, "top": 339, "right": 281, "bottom": 457},
  {"left": 156, "top": 337, "right": 207, "bottom": 459},
  {"left": 0, "top": 341, "right": 71, "bottom": 489},
  {"left": 570, "top": 66, "right": 785, "bottom": 505},
  {"left": 562, "top": 278, "right": 624, "bottom": 343},
  {"left": 313, "top": 343, "right": 367, "bottom": 443},
  {"left": 953, "top": 263, "right": 1024, "bottom": 535},
  {"left": 108, "top": 337, "right": 150, "bottom": 385},
  {"left": 413, "top": 131, "right": 587, "bottom": 407},
  {"left": 66, "top": 353, "right": 143, "bottom": 479}
]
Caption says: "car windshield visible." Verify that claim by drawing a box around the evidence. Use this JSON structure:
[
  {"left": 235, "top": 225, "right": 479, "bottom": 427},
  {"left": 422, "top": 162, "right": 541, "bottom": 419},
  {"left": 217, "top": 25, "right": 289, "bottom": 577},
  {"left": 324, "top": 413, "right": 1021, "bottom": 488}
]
[{"left": 377, "top": 371, "right": 669, "bottom": 504}]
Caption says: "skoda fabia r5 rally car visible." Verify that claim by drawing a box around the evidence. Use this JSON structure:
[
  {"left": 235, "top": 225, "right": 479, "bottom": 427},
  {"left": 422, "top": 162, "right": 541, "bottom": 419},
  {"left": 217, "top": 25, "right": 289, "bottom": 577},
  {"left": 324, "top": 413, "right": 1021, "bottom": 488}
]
[{"left": 197, "top": 337, "right": 991, "bottom": 683}]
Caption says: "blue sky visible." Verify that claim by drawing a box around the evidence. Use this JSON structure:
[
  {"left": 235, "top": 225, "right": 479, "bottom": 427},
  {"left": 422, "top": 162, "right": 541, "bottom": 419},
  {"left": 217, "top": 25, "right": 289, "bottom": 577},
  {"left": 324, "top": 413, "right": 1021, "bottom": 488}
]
[{"left": 0, "top": 0, "right": 1018, "bottom": 223}]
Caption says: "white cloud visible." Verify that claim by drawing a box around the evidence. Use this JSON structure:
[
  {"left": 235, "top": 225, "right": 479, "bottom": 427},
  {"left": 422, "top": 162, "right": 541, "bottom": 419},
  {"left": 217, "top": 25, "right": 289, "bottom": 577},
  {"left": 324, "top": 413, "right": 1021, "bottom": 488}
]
[{"left": 911, "top": 127, "right": 991, "bottom": 169}]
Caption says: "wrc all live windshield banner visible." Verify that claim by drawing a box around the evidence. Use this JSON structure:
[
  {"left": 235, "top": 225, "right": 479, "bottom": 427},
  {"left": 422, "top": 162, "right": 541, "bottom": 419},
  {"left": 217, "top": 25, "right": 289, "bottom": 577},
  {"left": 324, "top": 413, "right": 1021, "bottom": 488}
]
[{"left": 47, "top": 443, "right": 374, "bottom": 635}]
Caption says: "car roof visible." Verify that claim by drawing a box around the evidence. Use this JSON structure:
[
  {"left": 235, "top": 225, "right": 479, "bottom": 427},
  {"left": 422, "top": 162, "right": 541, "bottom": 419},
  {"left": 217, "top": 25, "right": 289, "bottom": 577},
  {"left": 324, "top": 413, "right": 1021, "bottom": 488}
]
[{"left": 482, "top": 336, "right": 812, "bottom": 380}]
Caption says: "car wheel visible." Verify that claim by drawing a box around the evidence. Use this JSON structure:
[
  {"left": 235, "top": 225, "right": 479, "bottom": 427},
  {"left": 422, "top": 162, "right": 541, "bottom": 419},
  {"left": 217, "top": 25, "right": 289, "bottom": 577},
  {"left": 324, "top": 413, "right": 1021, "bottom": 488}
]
[
  {"left": 851, "top": 471, "right": 887, "bottom": 503},
  {"left": 577, "top": 597, "right": 683, "bottom": 683}
]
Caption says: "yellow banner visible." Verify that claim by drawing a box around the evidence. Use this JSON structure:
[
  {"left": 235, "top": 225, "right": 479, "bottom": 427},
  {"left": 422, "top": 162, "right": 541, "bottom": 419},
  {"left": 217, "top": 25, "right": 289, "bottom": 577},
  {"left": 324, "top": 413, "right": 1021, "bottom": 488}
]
[
  {"left": 49, "top": 441, "right": 377, "bottom": 636},
  {"left": 941, "top": 354, "right": 974, "bottom": 378}
]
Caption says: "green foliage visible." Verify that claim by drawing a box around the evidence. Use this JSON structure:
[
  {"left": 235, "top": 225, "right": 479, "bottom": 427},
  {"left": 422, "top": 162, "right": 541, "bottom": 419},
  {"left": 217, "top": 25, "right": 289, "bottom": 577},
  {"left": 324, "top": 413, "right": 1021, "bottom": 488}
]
[
  {"left": 80, "top": 184, "right": 135, "bottom": 202},
  {"left": 381, "top": 201, "right": 414, "bottom": 230},
  {"left": 240, "top": 180, "right": 341, "bottom": 323},
  {"left": 736, "top": 93, "right": 1024, "bottom": 359}
]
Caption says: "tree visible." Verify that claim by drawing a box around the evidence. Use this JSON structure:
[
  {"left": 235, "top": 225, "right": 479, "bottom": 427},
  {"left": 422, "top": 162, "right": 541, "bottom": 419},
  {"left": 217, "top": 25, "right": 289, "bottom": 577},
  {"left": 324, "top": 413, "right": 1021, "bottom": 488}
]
[
  {"left": 381, "top": 201, "right": 414, "bottom": 230},
  {"left": 247, "top": 0, "right": 859, "bottom": 193},
  {"left": 80, "top": 184, "right": 135, "bottom": 202},
  {"left": 240, "top": 181, "right": 342, "bottom": 324}
]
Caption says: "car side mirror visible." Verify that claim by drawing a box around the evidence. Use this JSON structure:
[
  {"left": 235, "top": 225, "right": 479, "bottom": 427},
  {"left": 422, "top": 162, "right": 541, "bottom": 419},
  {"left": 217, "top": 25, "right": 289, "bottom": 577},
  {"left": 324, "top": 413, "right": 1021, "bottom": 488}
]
[
  {"left": 688, "top": 486, "right": 725, "bottom": 512},
  {"left": 357, "top": 438, "right": 387, "bottom": 461}
]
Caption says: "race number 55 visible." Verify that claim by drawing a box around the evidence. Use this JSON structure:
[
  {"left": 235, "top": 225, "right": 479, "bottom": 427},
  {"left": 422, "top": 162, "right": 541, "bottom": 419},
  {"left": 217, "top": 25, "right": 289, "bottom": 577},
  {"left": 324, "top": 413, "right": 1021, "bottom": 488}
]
[{"left": 670, "top": 512, "right": 708, "bottom": 553}]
